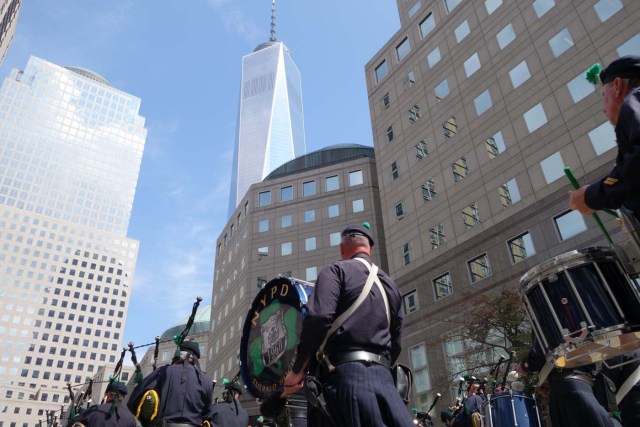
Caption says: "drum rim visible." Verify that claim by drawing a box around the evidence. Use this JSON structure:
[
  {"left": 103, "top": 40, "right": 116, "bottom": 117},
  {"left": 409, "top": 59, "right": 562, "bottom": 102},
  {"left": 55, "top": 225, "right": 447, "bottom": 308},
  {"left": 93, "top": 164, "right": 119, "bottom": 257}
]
[{"left": 519, "top": 246, "right": 618, "bottom": 291}]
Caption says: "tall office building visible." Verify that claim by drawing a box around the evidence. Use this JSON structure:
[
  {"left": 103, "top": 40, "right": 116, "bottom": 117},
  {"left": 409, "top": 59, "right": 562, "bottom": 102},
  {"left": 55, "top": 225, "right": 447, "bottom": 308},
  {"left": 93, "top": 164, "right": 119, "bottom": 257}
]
[
  {"left": 0, "top": 56, "right": 146, "bottom": 425},
  {"left": 366, "top": 0, "right": 639, "bottom": 412},
  {"left": 228, "top": 1, "right": 306, "bottom": 215},
  {"left": 0, "top": 0, "right": 21, "bottom": 64}
]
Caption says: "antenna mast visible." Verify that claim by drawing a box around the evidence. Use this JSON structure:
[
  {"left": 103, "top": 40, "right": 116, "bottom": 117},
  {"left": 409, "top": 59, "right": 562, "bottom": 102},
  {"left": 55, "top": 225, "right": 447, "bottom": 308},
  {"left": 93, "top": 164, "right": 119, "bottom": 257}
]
[{"left": 270, "top": 0, "right": 277, "bottom": 41}]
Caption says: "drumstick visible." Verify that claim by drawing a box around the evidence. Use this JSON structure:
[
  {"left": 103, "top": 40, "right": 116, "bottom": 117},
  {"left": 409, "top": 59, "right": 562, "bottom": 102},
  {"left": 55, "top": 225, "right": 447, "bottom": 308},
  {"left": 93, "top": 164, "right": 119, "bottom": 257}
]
[{"left": 564, "top": 167, "right": 615, "bottom": 245}]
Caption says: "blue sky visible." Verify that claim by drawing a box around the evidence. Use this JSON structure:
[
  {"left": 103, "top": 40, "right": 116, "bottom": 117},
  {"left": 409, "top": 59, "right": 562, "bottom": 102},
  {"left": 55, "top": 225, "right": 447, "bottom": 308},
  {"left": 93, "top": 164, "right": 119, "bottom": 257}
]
[{"left": 0, "top": 1, "right": 400, "bottom": 350}]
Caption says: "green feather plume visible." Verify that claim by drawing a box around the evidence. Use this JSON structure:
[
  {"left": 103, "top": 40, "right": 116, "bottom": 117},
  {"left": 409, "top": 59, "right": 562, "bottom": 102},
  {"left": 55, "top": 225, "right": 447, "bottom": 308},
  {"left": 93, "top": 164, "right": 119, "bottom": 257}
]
[{"left": 586, "top": 63, "right": 602, "bottom": 85}]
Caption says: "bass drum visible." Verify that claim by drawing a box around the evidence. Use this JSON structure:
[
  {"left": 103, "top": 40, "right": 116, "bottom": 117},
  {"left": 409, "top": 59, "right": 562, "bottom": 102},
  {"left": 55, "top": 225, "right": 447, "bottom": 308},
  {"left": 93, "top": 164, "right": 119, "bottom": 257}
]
[
  {"left": 239, "top": 277, "right": 314, "bottom": 399},
  {"left": 483, "top": 391, "right": 541, "bottom": 427}
]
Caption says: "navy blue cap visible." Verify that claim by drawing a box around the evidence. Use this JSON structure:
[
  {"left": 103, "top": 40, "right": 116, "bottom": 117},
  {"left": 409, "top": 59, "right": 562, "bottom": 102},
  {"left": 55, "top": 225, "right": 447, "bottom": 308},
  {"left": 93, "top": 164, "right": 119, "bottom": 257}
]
[
  {"left": 180, "top": 341, "right": 200, "bottom": 358},
  {"left": 106, "top": 381, "right": 128, "bottom": 396},
  {"left": 341, "top": 222, "right": 374, "bottom": 246},
  {"left": 600, "top": 55, "right": 640, "bottom": 84}
]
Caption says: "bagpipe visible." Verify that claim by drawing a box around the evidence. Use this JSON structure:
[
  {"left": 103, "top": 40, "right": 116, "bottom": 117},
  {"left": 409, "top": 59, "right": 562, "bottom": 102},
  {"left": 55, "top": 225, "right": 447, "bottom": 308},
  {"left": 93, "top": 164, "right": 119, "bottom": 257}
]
[{"left": 411, "top": 392, "right": 440, "bottom": 426}]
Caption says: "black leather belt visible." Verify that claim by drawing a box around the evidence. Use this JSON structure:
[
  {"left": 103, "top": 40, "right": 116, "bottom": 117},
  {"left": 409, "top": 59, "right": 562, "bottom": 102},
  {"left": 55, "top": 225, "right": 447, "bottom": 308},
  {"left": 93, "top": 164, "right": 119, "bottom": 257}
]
[
  {"left": 562, "top": 373, "right": 595, "bottom": 387},
  {"left": 166, "top": 423, "right": 200, "bottom": 427},
  {"left": 330, "top": 351, "right": 391, "bottom": 369}
]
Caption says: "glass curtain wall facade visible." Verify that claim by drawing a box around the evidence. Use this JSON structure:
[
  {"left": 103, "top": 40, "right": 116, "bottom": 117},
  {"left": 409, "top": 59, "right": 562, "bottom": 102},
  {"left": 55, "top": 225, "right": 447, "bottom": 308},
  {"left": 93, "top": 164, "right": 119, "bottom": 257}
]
[
  {"left": 0, "top": 0, "right": 21, "bottom": 64},
  {"left": 228, "top": 42, "right": 306, "bottom": 216},
  {"left": 0, "top": 56, "right": 146, "bottom": 425}
]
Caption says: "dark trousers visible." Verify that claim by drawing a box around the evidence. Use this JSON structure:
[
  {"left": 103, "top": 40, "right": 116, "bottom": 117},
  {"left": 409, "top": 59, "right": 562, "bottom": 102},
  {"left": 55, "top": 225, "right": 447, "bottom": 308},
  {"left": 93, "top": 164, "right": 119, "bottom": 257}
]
[
  {"left": 620, "top": 389, "right": 640, "bottom": 427},
  {"left": 309, "top": 361, "right": 414, "bottom": 427},
  {"left": 549, "top": 377, "right": 621, "bottom": 427}
]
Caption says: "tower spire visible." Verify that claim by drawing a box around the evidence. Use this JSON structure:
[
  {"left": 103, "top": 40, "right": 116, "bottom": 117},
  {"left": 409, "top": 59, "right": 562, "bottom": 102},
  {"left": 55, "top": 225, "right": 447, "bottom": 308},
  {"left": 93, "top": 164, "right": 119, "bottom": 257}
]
[{"left": 270, "top": 0, "right": 276, "bottom": 42}]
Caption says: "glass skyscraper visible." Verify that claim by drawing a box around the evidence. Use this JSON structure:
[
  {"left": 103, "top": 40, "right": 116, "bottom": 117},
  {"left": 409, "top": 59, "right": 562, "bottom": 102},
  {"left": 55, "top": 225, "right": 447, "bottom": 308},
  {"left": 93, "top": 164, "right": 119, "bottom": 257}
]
[
  {"left": 0, "top": 56, "right": 147, "bottom": 424},
  {"left": 227, "top": 40, "right": 306, "bottom": 215}
]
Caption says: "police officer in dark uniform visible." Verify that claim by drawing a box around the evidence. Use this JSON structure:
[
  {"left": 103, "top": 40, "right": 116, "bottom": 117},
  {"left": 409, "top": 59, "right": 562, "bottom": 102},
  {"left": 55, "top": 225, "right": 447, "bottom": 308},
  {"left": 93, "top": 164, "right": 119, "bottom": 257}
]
[
  {"left": 67, "top": 381, "right": 137, "bottom": 427},
  {"left": 128, "top": 341, "right": 214, "bottom": 426},
  {"left": 283, "top": 222, "right": 414, "bottom": 426},
  {"left": 569, "top": 55, "right": 640, "bottom": 219},
  {"left": 209, "top": 380, "right": 248, "bottom": 427},
  {"left": 519, "top": 337, "right": 621, "bottom": 427}
]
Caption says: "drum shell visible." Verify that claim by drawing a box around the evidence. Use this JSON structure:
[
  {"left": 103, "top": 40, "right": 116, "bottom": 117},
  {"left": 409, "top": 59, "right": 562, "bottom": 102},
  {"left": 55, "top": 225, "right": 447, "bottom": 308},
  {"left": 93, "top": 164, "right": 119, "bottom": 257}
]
[
  {"left": 519, "top": 247, "right": 640, "bottom": 359},
  {"left": 483, "top": 391, "right": 541, "bottom": 427},
  {"left": 240, "top": 277, "right": 313, "bottom": 399}
]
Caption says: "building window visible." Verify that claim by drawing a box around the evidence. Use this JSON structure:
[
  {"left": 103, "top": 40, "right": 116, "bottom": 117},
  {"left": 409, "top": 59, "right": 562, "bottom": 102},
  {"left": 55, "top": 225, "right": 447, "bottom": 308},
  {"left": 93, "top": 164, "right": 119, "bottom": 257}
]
[
  {"left": 444, "top": 0, "right": 463, "bottom": 13},
  {"left": 382, "top": 93, "right": 390, "bottom": 109},
  {"left": 554, "top": 210, "right": 587, "bottom": 241},
  {"left": 427, "top": 47, "right": 441, "bottom": 68},
  {"left": 429, "top": 223, "right": 445, "bottom": 249},
  {"left": 588, "top": 122, "right": 616, "bottom": 156},
  {"left": 280, "top": 186, "right": 293, "bottom": 202},
  {"left": 434, "top": 273, "right": 453, "bottom": 300},
  {"left": 404, "top": 70, "right": 416, "bottom": 90},
  {"left": 567, "top": 70, "right": 595, "bottom": 103},
  {"left": 281, "top": 214, "right": 292, "bottom": 228},
  {"left": 329, "top": 232, "right": 341, "bottom": 246},
  {"left": 352, "top": 199, "right": 364, "bottom": 213},
  {"left": 395, "top": 202, "right": 405, "bottom": 218},
  {"left": 281, "top": 242, "right": 292, "bottom": 256},
  {"left": 386, "top": 126, "right": 394, "bottom": 142},
  {"left": 391, "top": 162, "right": 399, "bottom": 180},
  {"left": 468, "top": 253, "right": 492, "bottom": 283},
  {"left": 304, "top": 209, "right": 316, "bottom": 223},
  {"left": 349, "top": 170, "right": 363, "bottom": 186},
  {"left": 549, "top": 28, "right": 573, "bottom": 58},
  {"left": 618, "top": 34, "right": 640, "bottom": 57},
  {"left": 421, "top": 180, "right": 437, "bottom": 202},
  {"left": 485, "top": 0, "right": 502, "bottom": 14},
  {"left": 443, "top": 117, "right": 458, "bottom": 138},
  {"left": 415, "top": 140, "right": 429, "bottom": 159},
  {"left": 402, "top": 243, "right": 412, "bottom": 266},
  {"left": 409, "top": 0, "right": 422, "bottom": 17},
  {"left": 404, "top": 290, "right": 419, "bottom": 315},
  {"left": 408, "top": 104, "right": 421, "bottom": 124},
  {"left": 523, "top": 103, "right": 547, "bottom": 133},
  {"left": 464, "top": 53, "right": 481, "bottom": 77},
  {"left": 305, "top": 237, "right": 317, "bottom": 251},
  {"left": 452, "top": 157, "right": 468, "bottom": 182},
  {"left": 375, "top": 60, "right": 389, "bottom": 82},
  {"left": 328, "top": 204, "right": 340, "bottom": 218},
  {"left": 462, "top": 202, "right": 480, "bottom": 229},
  {"left": 325, "top": 175, "right": 339, "bottom": 192},
  {"left": 499, "top": 179, "right": 521, "bottom": 206},
  {"left": 396, "top": 37, "right": 411, "bottom": 62},
  {"left": 486, "top": 131, "right": 506, "bottom": 159},
  {"left": 508, "top": 232, "right": 536, "bottom": 263},
  {"left": 533, "top": 0, "right": 554, "bottom": 18},
  {"left": 594, "top": 0, "right": 622, "bottom": 22},
  {"left": 509, "top": 60, "right": 531, "bottom": 89},
  {"left": 455, "top": 20, "right": 470, "bottom": 43},
  {"left": 258, "top": 191, "right": 271, "bottom": 207},
  {"left": 419, "top": 12, "right": 436, "bottom": 38},
  {"left": 306, "top": 266, "right": 318, "bottom": 281},
  {"left": 258, "top": 219, "right": 269, "bottom": 233},
  {"left": 302, "top": 181, "right": 316, "bottom": 197},
  {"left": 435, "top": 79, "right": 449, "bottom": 99},
  {"left": 540, "top": 152, "right": 565, "bottom": 184},
  {"left": 410, "top": 344, "right": 431, "bottom": 408},
  {"left": 474, "top": 90, "right": 492, "bottom": 116},
  {"left": 257, "top": 247, "right": 269, "bottom": 260},
  {"left": 496, "top": 23, "right": 516, "bottom": 49}
]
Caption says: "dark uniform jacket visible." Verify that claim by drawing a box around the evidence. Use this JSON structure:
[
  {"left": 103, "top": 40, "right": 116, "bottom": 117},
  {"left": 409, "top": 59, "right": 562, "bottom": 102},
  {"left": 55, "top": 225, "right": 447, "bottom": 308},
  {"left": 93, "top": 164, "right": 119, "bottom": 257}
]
[
  {"left": 128, "top": 361, "right": 214, "bottom": 425},
  {"left": 210, "top": 400, "right": 249, "bottom": 427},
  {"left": 586, "top": 88, "right": 640, "bottom": 216},
  {"left": 293, "top": 253, "right": 404, "bottom": 372},
  {"left": 67, "top": 402, "right": 137, "bottom": 427}
]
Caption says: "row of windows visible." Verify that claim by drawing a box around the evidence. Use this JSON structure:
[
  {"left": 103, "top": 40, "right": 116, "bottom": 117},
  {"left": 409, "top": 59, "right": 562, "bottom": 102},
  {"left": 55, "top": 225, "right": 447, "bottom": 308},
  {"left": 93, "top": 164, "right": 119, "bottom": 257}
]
[
  {"left": 402, "top": 209, "right": 588, "bottom": 313},
  {"left": 256, "top": 230, "right": 350, "bottom": 259},
  {"left": 257, "top": 199, "right": 366, "bottom": 233}
]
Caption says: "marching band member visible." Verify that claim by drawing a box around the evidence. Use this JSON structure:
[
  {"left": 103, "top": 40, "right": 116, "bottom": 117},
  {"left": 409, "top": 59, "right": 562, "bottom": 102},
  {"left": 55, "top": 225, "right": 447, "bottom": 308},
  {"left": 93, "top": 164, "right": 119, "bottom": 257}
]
[
  {"left": 128, "top": 341, "right": 214, "bottom": 426},
  {"left": 569, "top": 55, "right": 640, "bottom": 221},
  {"left": 283, "top": 223, "right": 414, "bottom": 426},
  {"left": 209, "top": 380, "right": 248, "bottom": 427},
  {"left": 67, "top": 381, "right": 136, "bottom": 427}
]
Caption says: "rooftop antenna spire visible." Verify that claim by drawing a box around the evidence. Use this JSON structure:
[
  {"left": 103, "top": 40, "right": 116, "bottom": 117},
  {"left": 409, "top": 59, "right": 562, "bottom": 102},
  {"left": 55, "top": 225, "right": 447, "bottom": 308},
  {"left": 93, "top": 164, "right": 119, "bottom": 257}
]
[{"left": 270, "top": 0, "right": 277, "bottom": 42}]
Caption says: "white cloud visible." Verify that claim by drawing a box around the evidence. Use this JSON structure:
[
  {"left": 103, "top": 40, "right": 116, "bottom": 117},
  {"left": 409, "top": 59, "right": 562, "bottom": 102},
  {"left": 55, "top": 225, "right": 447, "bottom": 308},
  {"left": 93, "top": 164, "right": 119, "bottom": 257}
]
[
  {"left": 207, "top": 0, "right": 263, "bottom": 45},
  {"left": 145, "top": 119, "right": 181, "bottom": 159}
]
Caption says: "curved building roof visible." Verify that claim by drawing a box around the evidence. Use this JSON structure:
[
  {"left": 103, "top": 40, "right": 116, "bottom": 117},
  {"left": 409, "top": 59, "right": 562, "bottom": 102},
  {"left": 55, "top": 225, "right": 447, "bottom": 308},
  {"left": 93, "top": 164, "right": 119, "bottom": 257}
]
[
  {"left": 265, "top": 144, "right": 375, "bottom": 180},
  {"left": 65, "top": 66, "right": 112, "bottom": 86},
  {"left": 253, "top": 41, "right": 279, "bottom": 52},
  {"left": 160, "top": 304, "right": 211, "bottom": 340}
]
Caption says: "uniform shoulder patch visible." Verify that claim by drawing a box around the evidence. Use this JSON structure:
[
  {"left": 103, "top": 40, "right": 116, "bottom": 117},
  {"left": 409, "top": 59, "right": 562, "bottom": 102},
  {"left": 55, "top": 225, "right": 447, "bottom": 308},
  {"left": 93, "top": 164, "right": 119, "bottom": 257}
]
[{"left": 604, "top": 177, "right": 618, "bottom": 185}]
